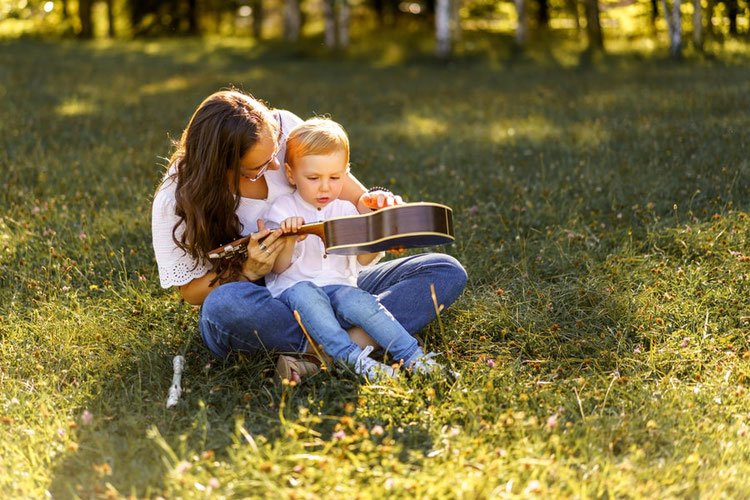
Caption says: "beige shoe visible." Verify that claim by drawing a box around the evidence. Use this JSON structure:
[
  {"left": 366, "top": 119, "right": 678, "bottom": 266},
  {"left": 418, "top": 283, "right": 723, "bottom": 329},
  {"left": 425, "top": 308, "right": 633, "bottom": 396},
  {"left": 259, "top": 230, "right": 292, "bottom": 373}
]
[{"left": 274, "top": 355, "right": 320, "bottom": 384}]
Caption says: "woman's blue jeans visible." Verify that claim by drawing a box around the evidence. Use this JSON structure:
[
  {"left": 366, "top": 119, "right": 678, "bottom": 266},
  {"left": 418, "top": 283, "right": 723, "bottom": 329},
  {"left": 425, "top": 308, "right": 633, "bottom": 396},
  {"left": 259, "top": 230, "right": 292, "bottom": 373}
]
[
  {"left": 199, "top": 253, "right": 467, "bottom": 359},
  {"left": 279, "top": 282, "right": 419, "bottom": 365}
]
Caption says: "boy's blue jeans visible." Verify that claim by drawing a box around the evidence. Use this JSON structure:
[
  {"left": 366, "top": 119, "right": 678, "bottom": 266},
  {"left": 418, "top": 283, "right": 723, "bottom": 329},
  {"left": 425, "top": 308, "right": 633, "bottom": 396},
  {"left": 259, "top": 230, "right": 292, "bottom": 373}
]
[
  {"left": 279, "top": 282, "right": 419, "bottom": 365},
  {"left": 199, "top": 253, "right": 467, "bottom": 359}
]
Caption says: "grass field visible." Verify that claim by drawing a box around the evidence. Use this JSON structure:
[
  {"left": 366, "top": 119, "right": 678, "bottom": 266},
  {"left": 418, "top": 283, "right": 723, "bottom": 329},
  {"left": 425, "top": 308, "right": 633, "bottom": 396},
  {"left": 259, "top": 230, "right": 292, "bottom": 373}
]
[{"left": 1, "top": 33, "right": 749, "bottom": 498}]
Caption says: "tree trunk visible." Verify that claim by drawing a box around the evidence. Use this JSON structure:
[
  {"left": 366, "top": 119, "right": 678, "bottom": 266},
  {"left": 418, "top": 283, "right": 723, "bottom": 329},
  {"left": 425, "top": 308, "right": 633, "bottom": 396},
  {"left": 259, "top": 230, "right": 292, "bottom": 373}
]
[
  {"left": 693, "top": 0, "right": 702, "bottom": 48},
  {"left": 61, "top": 0, "right": 69, "bottom": 19},
  {"left": 106, "top": 0, "right": 115, "bottom": 37},
  {"left": 650, "top": 0, "right": 660, "bottom": 29},
  {"left": 436, "top": 0, "right": 452, "bottom": 57},
  {"left": 451, "top": 0, "right": 462, "bottom": 42},
  {"left": 514, "top": 0, "right": 527, "bottom": 47},
  {"left": 338, "top": 0, "right": 351, "bottom": 48},
  {"left": 727, "top": 0, "right": 739, "bottom": 35},
  {"left": 187, "top": 0, "right": 199, "bottom": 34},
  {"left": 78, "top": 0, "right": 93, "bottom": 38},
  {"left": 661, "top": 0, "right": 683, "bottom": 58},
  {"left": 583, "top": 0, "right": 603, "bottom": 51},
  {"left": 284, "top": 0, "right": 301, "bottom": 42},
  {"left": 673, "top": 0, "right": 682, "bottom": 55},
  {"left": 251, "top": 0, "right": 263, "bottom": 39},
  {"left": 372, "top": 0, "right": 386, "bottom": 25},
  {"left": 565, "top": 0, "right": 580, "bottom": 32},
  {"left": 538, "top": 0, "right": 550, "bottom": 28},
  {"left": 323, "top": 0, "right": 336, "bottom": 48},
  {"left": 705, "top": 0, "right": 715, "bottom": 38}
]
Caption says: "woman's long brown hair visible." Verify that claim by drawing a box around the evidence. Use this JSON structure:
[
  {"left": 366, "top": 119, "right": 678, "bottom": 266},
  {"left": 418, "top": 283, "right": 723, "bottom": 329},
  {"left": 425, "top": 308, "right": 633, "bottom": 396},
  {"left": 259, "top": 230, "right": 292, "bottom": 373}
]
[{"left": 167, "top": 90, "right": 276, "bottom": 285}]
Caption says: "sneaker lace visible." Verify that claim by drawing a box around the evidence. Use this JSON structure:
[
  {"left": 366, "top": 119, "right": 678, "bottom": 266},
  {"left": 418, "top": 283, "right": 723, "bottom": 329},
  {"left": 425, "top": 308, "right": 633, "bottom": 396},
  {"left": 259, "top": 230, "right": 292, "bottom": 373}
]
[
  {"left": 410, "top": 352, "right": 461, "bottom": 378},
  {"left": 355, "top": 346, "right": 397, "bottom": 381},
  {"left": 412, "top": 351, "right": 442, "bottom": 373}
]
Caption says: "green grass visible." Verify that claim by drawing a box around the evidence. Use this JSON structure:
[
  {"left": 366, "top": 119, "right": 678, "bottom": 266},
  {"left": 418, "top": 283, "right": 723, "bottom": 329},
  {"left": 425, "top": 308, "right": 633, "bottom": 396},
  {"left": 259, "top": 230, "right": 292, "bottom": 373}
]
[{"left": 1, "top": 33, "right": 749, "bottom": 498}]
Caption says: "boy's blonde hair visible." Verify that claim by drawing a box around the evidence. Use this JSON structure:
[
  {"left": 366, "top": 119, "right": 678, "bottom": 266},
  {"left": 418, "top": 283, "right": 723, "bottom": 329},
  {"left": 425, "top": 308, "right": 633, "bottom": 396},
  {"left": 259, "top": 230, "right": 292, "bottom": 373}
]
[{"left": 285, "top": 118, "right": 350, "bottom": 167}]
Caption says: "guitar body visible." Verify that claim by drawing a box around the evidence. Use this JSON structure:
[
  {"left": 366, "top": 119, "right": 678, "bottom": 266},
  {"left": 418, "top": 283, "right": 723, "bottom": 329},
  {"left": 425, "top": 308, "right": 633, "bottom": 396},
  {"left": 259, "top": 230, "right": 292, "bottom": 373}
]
[
  {"left": 208, "top": 202, "right": 454, "bottom": 259},
  {"left": 321, "top": 202, "right": 454, "bottom": 255}
]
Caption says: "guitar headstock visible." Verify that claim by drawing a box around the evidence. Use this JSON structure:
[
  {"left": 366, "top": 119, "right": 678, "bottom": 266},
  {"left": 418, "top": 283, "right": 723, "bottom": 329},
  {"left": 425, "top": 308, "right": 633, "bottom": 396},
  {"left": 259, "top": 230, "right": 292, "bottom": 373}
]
[{"left": 208, "top": 243, "right": 248, "bottom": 260}]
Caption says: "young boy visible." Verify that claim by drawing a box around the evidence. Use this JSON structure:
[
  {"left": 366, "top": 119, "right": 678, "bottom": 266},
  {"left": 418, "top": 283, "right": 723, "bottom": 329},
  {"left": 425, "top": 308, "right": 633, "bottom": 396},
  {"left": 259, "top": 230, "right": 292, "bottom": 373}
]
[{"left": 263, "top": 118, "right": 443, "bottom": 381}]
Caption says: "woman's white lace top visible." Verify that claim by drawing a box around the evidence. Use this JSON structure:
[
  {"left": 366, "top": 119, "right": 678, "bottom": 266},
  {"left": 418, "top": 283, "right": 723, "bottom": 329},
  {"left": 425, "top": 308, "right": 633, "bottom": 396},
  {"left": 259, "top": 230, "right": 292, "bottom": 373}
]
[{"left": 151, "top": 110, "right": 300, "bottom": 288}]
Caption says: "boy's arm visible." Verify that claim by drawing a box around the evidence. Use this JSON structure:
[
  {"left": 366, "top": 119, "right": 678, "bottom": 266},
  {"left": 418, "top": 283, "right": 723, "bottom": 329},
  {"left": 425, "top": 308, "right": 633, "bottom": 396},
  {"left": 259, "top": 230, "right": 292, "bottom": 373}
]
[
  {"left": 272, "top": 237, "right": 297, "bottom": 273},
  {"left": 272, "top": 215, "right": 306, "bottom": 273}
]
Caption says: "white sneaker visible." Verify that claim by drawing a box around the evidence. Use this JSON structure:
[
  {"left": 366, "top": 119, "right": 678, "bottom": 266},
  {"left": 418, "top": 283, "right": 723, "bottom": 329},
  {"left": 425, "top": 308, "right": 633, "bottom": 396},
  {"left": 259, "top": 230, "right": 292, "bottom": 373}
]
[
  {"left": 353, "top": 346, "right": 399, "bottom": 381},
  {"left": 410, "top": 351, "right": 444, "bottom": 375},
  {"left": 409, "top": 351, "right": 459, "bottom": 378}
]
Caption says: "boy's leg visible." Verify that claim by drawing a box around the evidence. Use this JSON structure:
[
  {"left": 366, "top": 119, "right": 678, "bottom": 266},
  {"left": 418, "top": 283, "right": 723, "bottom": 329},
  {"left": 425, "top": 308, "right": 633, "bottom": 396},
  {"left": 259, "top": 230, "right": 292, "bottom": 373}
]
[
  {"left": 325, "top": 285, "right": 420, "bottom": 365},
  {"left": 280, "top": 281, "right": 361, "bottom": 363},
  {"left": 357, "top": 254, "right": 467, "bottom": 335}
]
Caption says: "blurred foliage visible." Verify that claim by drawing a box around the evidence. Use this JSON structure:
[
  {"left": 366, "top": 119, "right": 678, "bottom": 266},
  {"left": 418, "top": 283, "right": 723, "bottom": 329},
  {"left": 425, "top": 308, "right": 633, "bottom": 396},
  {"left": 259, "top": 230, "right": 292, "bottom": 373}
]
[{"left": 0, "top": 0, "right": 747, "bottom": 44}]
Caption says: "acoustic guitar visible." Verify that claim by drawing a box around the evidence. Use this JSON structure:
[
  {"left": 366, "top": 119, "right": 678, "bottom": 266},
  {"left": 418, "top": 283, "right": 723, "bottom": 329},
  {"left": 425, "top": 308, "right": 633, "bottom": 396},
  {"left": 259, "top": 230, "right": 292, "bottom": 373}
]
[{"left": 208, "top": 202, "right": 454, "bottom": 260}]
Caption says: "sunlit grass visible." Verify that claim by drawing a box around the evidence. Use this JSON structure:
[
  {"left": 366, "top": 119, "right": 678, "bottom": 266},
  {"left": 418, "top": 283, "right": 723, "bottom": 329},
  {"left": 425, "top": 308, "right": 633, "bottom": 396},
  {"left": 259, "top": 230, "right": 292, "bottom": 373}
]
[{"left": 0, "top": 35, "right": 749, "bottom": 497}]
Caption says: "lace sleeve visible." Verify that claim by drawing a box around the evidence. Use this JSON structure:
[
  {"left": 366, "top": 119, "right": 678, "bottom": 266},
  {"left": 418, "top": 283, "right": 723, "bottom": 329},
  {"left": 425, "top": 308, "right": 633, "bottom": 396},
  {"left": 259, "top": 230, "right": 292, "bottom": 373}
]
[{"left": 151, "top": 180, "right": 209, "bottom": 288}]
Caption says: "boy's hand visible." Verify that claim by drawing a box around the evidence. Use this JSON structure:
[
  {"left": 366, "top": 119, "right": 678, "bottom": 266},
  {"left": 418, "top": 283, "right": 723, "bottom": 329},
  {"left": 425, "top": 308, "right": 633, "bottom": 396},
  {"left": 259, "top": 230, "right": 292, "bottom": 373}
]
[
  {"left": 281, "top": 216, "right": 305, "bottom": 233},
  {"left": 359, "top": 189, "right": 404, "bottom": 211},
  {"left": 280, "top": 216, "right": 308, "bottom": 241}
]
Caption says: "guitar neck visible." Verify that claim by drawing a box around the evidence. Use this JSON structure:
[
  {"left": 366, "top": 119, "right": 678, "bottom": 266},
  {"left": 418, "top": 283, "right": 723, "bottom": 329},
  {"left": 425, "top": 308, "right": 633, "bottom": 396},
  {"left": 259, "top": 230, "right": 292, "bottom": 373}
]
[
  {"left": 292, "top": 221, "right": 326, "bottom": 240},
  {"left": 208, "top": 221, "right": 325, "bottom": 259}
]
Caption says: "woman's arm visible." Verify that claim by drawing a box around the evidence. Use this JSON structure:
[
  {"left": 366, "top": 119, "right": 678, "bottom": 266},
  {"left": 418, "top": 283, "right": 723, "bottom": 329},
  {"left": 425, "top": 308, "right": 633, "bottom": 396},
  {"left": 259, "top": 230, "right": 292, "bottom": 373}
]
[
  {"left": 357, "top": 253, "right": 381, "bottom": 266},
  {"left": 341, "top": 174, "right": 405, "bottom": 213},
  {"left": 340, "top": 173, "right": 368, "bottom": 212},
  {"left": 179, "top": 271, "right": 221, "bottom": 306}
]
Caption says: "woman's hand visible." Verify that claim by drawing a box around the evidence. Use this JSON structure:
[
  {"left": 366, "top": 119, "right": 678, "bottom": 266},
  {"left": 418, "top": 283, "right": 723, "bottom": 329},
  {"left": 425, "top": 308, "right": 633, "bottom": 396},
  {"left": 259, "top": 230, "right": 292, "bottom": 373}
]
[
  {"left": 241, "top": 219, "right": 285, "bottom": 281},
  {"left": 387, "top": 245, "right": 407, "bottom": 255},
  {"left": 359, "top": 189, "right": 406, "bottom": 254},
  {"left": 358, "top": 189, "right": 404, "bottom": 212}
]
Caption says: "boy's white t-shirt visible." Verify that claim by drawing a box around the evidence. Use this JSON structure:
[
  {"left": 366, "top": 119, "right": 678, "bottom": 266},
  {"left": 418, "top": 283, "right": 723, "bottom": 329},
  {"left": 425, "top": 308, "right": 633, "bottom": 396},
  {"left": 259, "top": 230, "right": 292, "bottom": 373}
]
[
  {"left": 263, "top": 192, "right": 383, "bottom": 298},
  {"left": 151, "top": 110, "right": 301, "bottom": 288}
]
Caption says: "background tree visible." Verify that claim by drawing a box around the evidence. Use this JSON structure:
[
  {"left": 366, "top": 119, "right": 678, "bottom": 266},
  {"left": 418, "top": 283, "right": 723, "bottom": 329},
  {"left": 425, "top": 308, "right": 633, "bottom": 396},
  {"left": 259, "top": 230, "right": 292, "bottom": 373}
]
[
  {"left": 661, "top": 0, "right": 682, "bottom": 58},
  {"left": 251, "top": 0, "right": 263, "bottom": 38},
  {"left": 283, "top": 0, "right": 302, "bottom": 41},
  {"left": 436, "top": 0, "right": 452, "bottom": 57},
  {"left": 338, "top": 0, "right": 350, "bottom": 47},
  {"left": 106, "top": 0, "right": 115, "bottom": 37},
  {"left": 451, "top": 0, "right": 462, "bottom": 43},
  {"left": 706, "top": 0, "right": 717, "bottom": 39},
  {"left": 514, "top": 0, "right": 528, "bottom": 47},
  {"left": 583, "top": 0, "right": 604, "bottom": 52},
  {"left": 78, "top": 0, "right": 93, "bottom": 38},
  {"left": 726, "top": 0, "right": 739, "bottom": 35},
  {"left": 564, "top": 0, "right": 581, "bottom": 32},
  {"left": 2, "top": 0, "right": 748, "bottom": 59},
  {"left": 323, "top": 0, "right": 350, "bottom": 49},
  {"left": 537, "top": 0, "right": 550, "bottom": 28},
  {"left": 649, "top": 0, "right": 659, "bottom": 34},
  {"left": 693, "top": 0, "right": 702, "bottom": 49},
  {"left": 129, "top": 0, "right": 198, "bottom": 36}
]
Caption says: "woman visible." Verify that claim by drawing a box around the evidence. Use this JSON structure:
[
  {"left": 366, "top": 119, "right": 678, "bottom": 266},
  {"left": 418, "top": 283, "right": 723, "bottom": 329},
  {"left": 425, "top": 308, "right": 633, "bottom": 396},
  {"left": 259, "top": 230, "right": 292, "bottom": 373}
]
[{"left": 151, "top": 90, "right": 467, "bottom": 381}]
